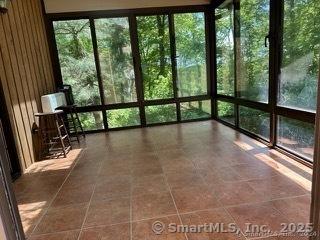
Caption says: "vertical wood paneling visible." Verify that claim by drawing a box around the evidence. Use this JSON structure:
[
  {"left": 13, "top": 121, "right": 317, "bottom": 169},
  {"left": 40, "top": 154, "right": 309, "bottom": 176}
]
[
  {"left": 20, "top": 0, "right": 45, "bottom": 107},
  {"left": 0, "top": 49, "right": 25, "bottom": 166},
  {"left": 0, "top": 17, "right": 32, "bottom": 169},
  {"left": 5, "top": 2, "right": 35, "bottom": 167},
  {"left": 0, "top": 0, "right": 55, "bottom": 171},
  {"left": 25, "top": 0, "right": 47, "bottom": 96},
  {"left": 33, "top": 0, "right": 55, "bottom": 92}
]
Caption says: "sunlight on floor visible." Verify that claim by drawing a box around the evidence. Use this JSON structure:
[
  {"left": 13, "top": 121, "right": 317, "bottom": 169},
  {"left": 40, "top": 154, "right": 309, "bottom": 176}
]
[
  {"left": 13, "top": 121, "right": 313, "bottom": 239},
  {"left": 15, "top": 148, "right": 84, "bottom": 237},
  {"left": 234, "top": 140, "right": 255, "bottom": 151},
  {"left": 254, "top": 152, "right": 312, "bottom": 192}
]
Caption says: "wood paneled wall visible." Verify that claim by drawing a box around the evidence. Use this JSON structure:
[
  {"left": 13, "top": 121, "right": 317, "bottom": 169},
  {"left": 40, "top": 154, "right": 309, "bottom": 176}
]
[{"left": 0, "top": 0, "right": 55, "bottom": 171}]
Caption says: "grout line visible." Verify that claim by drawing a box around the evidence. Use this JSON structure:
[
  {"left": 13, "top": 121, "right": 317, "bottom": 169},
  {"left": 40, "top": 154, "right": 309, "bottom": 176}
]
[
  {"left": 223, "top": 205, "right": 248, "bottom": 240},
  {"left": 77, "top": 155, "right": 104, "bottom": 240},
  {"left": 159, "top": 155, "right": 189, "bottom": 240},
  {"left": 29, "top": 148, "right": 87, "bottom": 238},
  {"left": 164, "top": 192, "right": 310, "bottom": 218},
  {"left": 180, "top": 157, "right": 270, "bottom": 239},
  {"left": 26, "top": 229, "right": 82, "bottom": 238},
  {"left": 215, "top": 193, "right": 310, "bottom": 210},
  {"left": 81, "top": 220, "right": 132, "bottom": 230},
  {"left": 130, "top": 213, "right": 181, "bottom": 223},
  {"left": 23, "top": 124, "right": 312, "bottom": 239},
  {"left": 198, "top": 167, "right": 311, "bottom": 191}
]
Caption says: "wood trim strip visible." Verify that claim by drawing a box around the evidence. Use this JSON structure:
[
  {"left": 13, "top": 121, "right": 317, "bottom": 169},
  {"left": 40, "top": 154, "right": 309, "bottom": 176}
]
[{"left": 310, "top": 59, "right": 320, "bottom": 239}]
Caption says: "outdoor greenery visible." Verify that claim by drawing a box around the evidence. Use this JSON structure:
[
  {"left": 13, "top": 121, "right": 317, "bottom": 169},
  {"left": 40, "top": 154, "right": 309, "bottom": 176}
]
[
  {"left": 278, "top": 116, "right": 315, "bottom": 159},
  {"left": 175, "top": 13, "right": 207, "bottom": 97},
  {"left": 96, "top": 18, "right": 137, "bottom": 104},
  {"left": 216, "top": 6, "right": 234, "bottom": 96},
  {"left": 237, "top": 0, "right": 270, "bottom": 102},
  {"left": 53, "top": 2, "right": 319, "bottom": 160},
  {"left": 239, "top": 106, "right": 270, "bottom": 139},
  {"left": 54, "top": 20, "right": 104, "bottom": 129},
  {"left": 216, "top": 0, "right": 319, "bottom": 159},
  {"left": 54, "top": 14, "right": 209, "bottom": 130},
  {"left": 145, "top": 104, "right": 177, "bottom": 124},
  {"left": 217, "top": 0, "right": 320, "bottom": 107},
  {"left": 137, "top": 15, "right": 173, "bottom": 100},
  {"left": 78, "top": 112, "right": 104, "bottom": 131},
  {"left": 217, "top": 0, "right": 320, "bottom": 105},
  {"left": 107, "top": 108, "right": 140, "bottom": 128},
  {"left": 54, "top": 20, "right": 100, "bottom": 107},
  {"left": 216, "top": 0, "right": 270, "bottom": 102},
  {"left": 217, "top": 101, "right": 235, "bottom": 124},
  {"left": 279, "top": 0, "right": 320, "bottom": 111},
  {"left": 180, "top": 100, "right": 211, "bottom": 121}
]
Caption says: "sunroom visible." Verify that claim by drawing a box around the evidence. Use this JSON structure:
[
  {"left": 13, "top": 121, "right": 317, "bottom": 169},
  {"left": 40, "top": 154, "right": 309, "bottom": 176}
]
[{"left": 0, "top": 0, "right": 319, "bottom": 239}]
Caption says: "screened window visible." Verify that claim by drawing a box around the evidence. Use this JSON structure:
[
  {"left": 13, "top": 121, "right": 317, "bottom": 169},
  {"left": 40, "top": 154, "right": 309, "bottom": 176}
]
[
  {"left": 145, "top": 104, "right": 177, "bottom": 124},
  {"left": 277, "top": 116, "right": 315, "bottom": 160},
  {"left": 278, "top": 0, "right": 320, "bottom": 111},
  {"left": 95, "top": 18, "right": 137, "bottom": 104},
  {"left": 216, "top": 4, "right": 235, "bottom": 96},
  {"left": 107, "top": 108, "right": 140, "bottom": 128},
  {"left": 217, "top": 101, "right": 235, "bottom": 125},
  {"left": 239, "top": 106, "right": 270, "bottom": 140},
  {"left": 180, "top": 100, "right": 211, "bottom": 121},
  {"left": 78, "top": 112, "right": 104, "bottom": 131},
  {"left": 175, "top": 13, "right": 207, "bottom": 97},
  {"left": 53, "top": 20, "right": 100, "bottom": 106},
  {"left": 137, "top": 15, "right": 174, "bottom": 100},
  {"left": 236, "top": 0, "right": 270, "bottom": 102}
]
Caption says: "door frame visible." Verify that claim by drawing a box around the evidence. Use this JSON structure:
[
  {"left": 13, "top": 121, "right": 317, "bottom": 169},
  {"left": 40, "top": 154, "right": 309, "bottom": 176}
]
[
  {"left": 0, "top": 80, "right": 21, "bottom": 180},
  {"left": 0, "top": 119, "right": 25, "bottom": 240},
  {"left": 310, "top": 59, "right": 320, "bottom": 239}
]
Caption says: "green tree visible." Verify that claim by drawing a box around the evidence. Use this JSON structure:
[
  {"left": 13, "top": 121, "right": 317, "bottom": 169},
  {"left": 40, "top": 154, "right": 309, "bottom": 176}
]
[
  {"left": 54, "top": 20, "right": 103, "bottom": 130},
  {"left": 137, "top": 15, "right": 173, "bottom": 100}
]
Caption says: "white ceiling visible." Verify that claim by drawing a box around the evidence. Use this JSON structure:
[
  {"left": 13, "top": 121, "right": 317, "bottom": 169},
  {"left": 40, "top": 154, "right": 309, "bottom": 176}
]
[{"left": 43, "top": 0, "right": 211, "bottom": 13}]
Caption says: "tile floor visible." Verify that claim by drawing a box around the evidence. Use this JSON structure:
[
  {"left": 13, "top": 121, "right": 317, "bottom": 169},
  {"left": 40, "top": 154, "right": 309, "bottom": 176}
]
[{"left": 13, "top": 121, "right": 312, "bottom": 239}]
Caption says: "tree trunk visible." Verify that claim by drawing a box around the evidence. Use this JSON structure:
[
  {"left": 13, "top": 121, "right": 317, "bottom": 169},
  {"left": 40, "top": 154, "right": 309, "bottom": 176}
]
[
  {"left": 72, "top": 33, "right": 82, "bottom": 60},
  {"left": 287, "top": 0, "right": 296, "bottom": 62},
  {"left": 93, "top": 112, "right": 103, "bottom": 129},
  {"left": 108, "top": 51, "right": 118, "bottom": 103},
  {"left": 157, "top": 15, "right": 166, "bottom": 77}
]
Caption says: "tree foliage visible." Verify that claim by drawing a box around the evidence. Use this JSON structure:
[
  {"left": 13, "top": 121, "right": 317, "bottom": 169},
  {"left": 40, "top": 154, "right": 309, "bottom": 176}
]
[
  {"left": 216, "top": 0, "right": 318, "bottom": 158},
  {"left": 96, "top": 18, "right": 136, "bottom": 104},
  {"left": 279, "top": 0, "right": 320, "bottom": 110},
  {"left": 54, "top": 14, "right": 209, "bottom": 129},
  {"left": 137, "top": 15, "right": 173, "bottom": 100},
  {"left": 53, "top": 1, "right": 319, "bottom": 150}
]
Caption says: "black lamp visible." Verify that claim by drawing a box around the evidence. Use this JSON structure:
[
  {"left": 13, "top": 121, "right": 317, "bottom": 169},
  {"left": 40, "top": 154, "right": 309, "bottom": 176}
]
[{"left": 0, "top": 0, "right": 8, "bottom": 13}]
